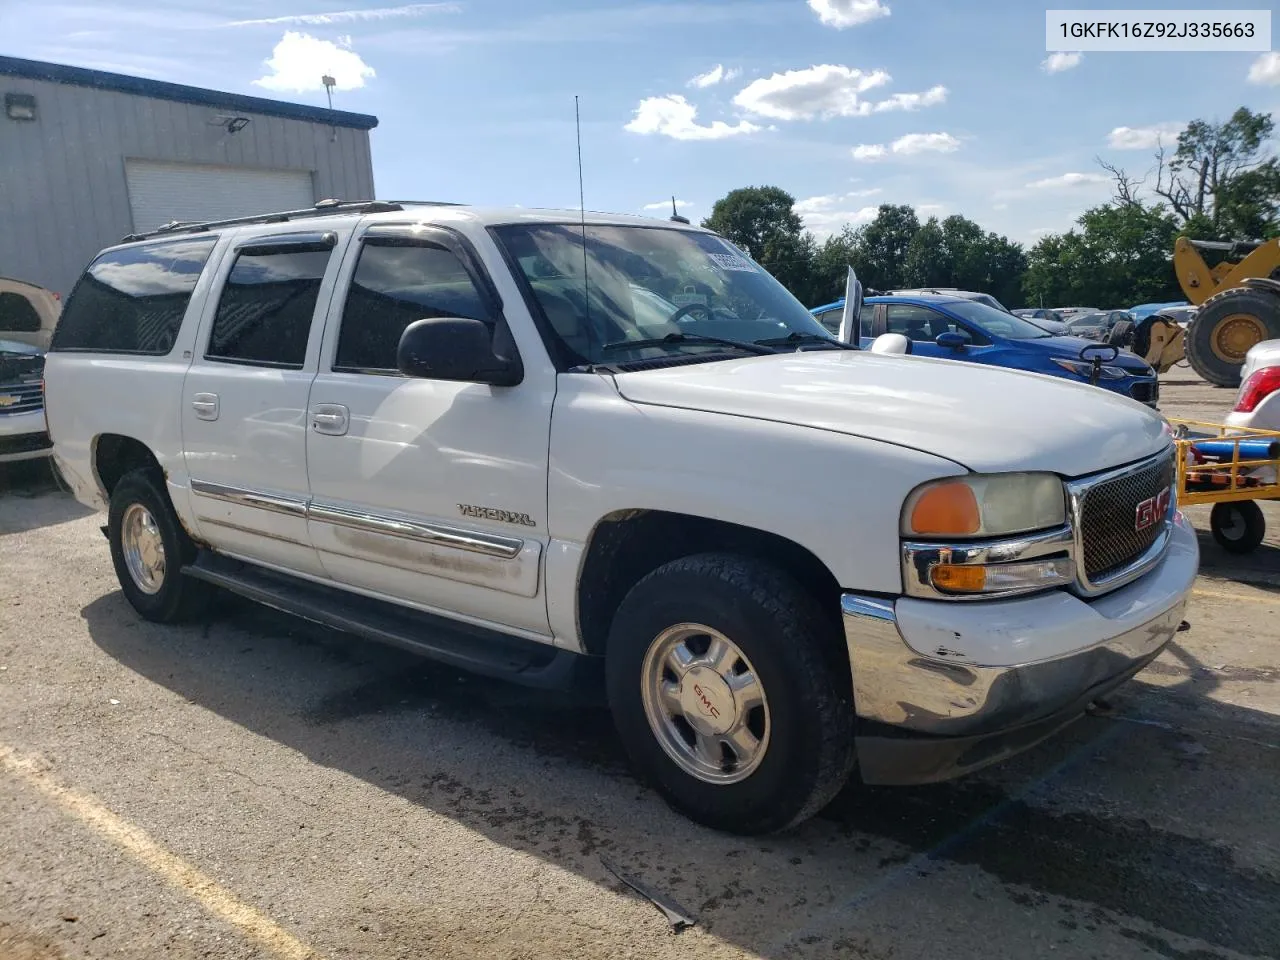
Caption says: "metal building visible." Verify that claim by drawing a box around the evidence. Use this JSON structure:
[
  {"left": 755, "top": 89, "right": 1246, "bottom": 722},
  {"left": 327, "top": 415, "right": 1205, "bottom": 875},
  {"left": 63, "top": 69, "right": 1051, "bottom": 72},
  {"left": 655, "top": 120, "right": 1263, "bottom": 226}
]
[{"left": 0, "top": 55, "right": 378, "bottom": 297}]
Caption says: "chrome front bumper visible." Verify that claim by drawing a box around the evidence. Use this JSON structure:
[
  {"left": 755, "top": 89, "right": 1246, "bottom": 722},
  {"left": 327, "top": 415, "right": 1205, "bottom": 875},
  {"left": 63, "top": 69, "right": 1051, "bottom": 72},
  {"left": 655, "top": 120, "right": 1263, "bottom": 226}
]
[{"left": 843, "top": 514, "right": 1198, "bottom": 785}]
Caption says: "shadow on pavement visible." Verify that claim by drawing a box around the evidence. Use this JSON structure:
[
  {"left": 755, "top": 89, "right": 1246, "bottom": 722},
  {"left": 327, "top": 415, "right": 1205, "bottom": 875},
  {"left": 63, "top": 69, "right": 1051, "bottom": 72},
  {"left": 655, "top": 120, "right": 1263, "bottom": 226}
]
[
  {"left": 0, "top": 460, "right": 94, "bottom": 535},
  {"left": 82, "top": 592, "right": 1280, "bottom": 958}
]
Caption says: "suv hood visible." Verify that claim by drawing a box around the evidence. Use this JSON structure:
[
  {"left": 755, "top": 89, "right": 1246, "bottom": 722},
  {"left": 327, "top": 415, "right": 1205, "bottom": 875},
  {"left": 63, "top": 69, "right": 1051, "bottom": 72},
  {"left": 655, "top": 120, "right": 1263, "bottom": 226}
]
[{"left": 612, "top": 351, "right": 1168, "bottom": 477}]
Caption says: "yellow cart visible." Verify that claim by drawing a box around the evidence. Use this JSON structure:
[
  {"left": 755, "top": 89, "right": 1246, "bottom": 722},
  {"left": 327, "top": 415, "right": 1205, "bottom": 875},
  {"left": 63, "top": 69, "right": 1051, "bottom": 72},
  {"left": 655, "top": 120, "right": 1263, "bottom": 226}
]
[{"left": 1167, "top": 418, "right": 1280, "bottom": 553}]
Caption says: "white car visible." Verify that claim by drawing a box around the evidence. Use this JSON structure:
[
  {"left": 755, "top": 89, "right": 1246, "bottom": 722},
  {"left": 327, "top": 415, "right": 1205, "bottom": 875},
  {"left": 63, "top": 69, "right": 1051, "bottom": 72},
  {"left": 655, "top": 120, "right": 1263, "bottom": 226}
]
[
  {"left": 0, "top": 338, "right": 50, "bottom": 464},
  {"left": 1225, "top": 338, "right": 1280, "bottom": 432},
  {"left": 44, "top": 201, "right": 1197, "bottom": 834},
  {"left": 0, "top": 276, "right": 61, "bottom": 351}
]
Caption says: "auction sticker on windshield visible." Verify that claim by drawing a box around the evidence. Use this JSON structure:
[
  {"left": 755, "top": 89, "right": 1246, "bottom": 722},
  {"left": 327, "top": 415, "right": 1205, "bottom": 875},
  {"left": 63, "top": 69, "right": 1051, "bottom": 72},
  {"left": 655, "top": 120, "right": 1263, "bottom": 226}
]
[{"left": 708, "top": 253, "right": 758, "bottom": 272}]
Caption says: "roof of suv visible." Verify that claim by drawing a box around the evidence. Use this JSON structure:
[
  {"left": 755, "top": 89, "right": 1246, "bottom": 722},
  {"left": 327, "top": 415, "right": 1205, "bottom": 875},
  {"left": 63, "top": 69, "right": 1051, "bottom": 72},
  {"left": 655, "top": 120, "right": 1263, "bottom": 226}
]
[{"left": 115, "top": 200, "right": 710, "bottom": 247}]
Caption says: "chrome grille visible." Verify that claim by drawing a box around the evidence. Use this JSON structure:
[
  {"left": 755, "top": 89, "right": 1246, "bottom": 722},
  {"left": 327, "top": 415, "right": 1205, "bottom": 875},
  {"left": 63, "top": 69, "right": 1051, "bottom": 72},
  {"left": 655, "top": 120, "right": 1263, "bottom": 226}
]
[
  {"left": 0, "top": 381, "right": 43, "bottom": 415},
  {"left": 1077, "top": 451, "right": 1176, "bottom": 581}
]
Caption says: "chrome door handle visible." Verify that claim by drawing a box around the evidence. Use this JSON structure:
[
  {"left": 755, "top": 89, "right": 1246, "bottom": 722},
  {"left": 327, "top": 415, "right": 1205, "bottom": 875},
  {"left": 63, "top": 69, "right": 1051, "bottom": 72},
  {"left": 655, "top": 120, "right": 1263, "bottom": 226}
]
[
  {"left": 311, "top": 403, "right": 349, "bottom": 436},
  {"left": 191, "top": 393, "right": 219, "bottom": 421}
]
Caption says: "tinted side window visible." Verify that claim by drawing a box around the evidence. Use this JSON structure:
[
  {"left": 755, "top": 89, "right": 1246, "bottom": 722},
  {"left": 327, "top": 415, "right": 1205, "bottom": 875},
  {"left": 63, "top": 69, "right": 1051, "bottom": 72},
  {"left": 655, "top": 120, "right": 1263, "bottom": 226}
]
[
  {"left": 886, "top": 304, "right": 945, "bottom": 341},
  {"left": 207, "top": 247, "right": 331, "bottom": 368},
  {"left": 815, "top": 307, "right": 873, "bottom": 340},
  {"left": 0, "top": 292, "right": 42, "bottom": 332},
  {"left": 886, "top": 304, "right": 990, "bottom": 345},
  {"left": 50, "top": 238, "right": 216, "bottom": 354},
  {"left": 335, "top": 241, "right": 491, "bottom": 373}
]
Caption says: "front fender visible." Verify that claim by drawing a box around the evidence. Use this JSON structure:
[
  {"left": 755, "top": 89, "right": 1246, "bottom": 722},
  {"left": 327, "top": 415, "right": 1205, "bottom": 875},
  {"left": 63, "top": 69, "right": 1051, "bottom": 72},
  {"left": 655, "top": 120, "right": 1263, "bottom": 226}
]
[{"left": 544, "top": 374, "right": 965, "bottom": 644}]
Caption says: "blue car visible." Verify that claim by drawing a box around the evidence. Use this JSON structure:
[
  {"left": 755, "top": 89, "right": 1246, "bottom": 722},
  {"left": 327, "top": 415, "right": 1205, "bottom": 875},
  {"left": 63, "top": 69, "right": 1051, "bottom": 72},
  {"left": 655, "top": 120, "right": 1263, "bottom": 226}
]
[
  {"left": 810, "top": 294, "right": 1159, "bottom": 407},
  {"left": 1129, "top": 300, "right": 1189, "bottom": 320}
]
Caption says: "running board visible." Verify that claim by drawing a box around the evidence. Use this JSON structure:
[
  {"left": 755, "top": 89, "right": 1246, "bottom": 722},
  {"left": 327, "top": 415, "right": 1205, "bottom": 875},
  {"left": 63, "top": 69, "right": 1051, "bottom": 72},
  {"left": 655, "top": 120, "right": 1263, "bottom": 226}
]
[{"left": 183, "top": 552, "right": 596, "bottom": 691}]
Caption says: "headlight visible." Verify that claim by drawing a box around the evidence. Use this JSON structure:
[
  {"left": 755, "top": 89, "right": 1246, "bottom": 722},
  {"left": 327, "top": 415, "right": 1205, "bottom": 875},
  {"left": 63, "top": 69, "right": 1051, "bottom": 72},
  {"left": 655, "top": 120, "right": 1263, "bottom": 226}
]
[
  {"left": 901, "top": 473, "right": 1073, "bottom": 599},
  {"left": 901, "top": 473, "right": 1066, "bottom": 538},
  {"left": 1050, "top": 358, "right": 1129, "bottom": 380}
]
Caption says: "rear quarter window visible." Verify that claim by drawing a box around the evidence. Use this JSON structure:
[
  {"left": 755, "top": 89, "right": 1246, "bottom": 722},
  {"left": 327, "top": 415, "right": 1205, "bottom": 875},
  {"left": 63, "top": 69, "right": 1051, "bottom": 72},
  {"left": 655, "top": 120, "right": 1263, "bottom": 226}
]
[
  {"left": 0, "top": 291, "right": 42, "bottom": 333},
  {"left": 50, "top": 238, "right": 217, "bottom": 354}
]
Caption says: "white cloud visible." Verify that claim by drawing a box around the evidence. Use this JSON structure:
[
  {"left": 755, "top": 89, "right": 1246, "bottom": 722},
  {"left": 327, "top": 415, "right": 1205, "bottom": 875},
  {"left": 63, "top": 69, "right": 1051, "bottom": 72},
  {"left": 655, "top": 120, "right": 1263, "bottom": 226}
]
[
  {"left": 807, "top": 0, "right": 890, "bottom": 29},
  {"left": 872, "top": 85, "right": 948, "bottom": 112},
  {"left": 1107, "top": 123, "right": 1183, "bottom": 150},
  {"left": 253, "top": 31, "right": 375, "bottom": 92},
  {"left": 688, "top": 64, "right": 740, "bottom": 88},
  {"left": 852, "top": 133, "right": 960, "bottom": 161},
  {"left": 624, "top": 95, "right": 761, "bottom": 140},
  {"left": 642, "top": 199, "right": 693, "bottom": 210},
  {"left": 992, "top": 202, "right": 1009, "bottom": 211},
  {"left": 1042, "top": 51, "right": 1083, "bottom": 73},
  {"left": 732, "top": 64, "right": 891, "bottom": 120},
  {"left": 1026, "top": 172, "right": 1109, "bottom": 189},
  {"left": 795, "top": 193, "right": 881, "bottom": 235},
  {"left": 917, "top": 203, "right": 945, "bottom": 215},
  {"left": 891, "top": 132, "right": 960, "bottom": 155},
  {"left": 229, "top": 2, "right": 458, "bottom": 27},
  {"left": 1247, "top": 51, "right": 1280, "bottom": 86}
]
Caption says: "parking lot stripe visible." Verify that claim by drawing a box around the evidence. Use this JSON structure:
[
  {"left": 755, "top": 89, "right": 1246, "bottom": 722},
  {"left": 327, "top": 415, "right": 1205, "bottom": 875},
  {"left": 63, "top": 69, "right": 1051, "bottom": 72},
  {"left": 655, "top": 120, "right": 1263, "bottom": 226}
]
[{"left": 0, "top": 742, "right": 321, "bottom": 960}]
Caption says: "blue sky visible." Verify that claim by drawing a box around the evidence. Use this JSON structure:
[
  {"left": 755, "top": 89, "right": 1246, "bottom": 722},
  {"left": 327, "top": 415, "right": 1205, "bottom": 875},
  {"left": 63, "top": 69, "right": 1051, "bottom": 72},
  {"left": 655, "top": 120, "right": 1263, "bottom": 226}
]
[{"left": 3, "top": 0, "right": 1278, "bottom": 244}]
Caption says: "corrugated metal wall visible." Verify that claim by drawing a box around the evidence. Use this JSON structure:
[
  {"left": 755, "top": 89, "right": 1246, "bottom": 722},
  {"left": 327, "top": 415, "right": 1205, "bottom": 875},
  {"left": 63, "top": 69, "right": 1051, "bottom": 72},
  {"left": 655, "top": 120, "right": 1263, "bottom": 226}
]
[{"left": 0, "top": 76, "right": 375, "bottom": 296}]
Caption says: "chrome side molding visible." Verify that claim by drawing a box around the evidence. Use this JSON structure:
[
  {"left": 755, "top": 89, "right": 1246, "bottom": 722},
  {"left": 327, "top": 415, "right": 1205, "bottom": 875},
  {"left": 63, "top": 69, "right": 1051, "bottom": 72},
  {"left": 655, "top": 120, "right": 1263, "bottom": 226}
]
[
  {"left": 307, "top": 502, "right": 523, "bottom": 559},
  {"left": 190, "top": 479, "right": 308, "bottom": 518},
  {"left": 190, "top": 478, "right": 525, "bottom": 560}
]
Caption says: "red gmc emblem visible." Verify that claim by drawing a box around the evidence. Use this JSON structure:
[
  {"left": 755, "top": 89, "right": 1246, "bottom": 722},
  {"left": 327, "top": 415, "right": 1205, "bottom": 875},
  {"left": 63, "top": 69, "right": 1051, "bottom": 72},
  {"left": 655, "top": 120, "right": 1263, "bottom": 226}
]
[{"left": 1135, "top": 487, "right": 1172, "bottom": 532}]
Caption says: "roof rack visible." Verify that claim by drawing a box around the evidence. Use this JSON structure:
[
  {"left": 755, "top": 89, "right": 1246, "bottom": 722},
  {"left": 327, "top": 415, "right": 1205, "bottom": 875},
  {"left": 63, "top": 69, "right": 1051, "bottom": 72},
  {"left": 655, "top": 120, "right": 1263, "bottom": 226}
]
[{"left": 119, "top": 198, "right": 462, "bottom": 243}]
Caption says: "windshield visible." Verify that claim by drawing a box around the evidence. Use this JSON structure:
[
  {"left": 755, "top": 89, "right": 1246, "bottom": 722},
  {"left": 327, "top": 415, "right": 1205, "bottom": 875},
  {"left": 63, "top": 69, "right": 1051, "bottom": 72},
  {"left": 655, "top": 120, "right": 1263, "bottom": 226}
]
[
  {"left": 945, "top": 299, "right": 1053, "bottom": 339},
  {"left": 492, "top": 223, "right": 832, "bottom": 365}
]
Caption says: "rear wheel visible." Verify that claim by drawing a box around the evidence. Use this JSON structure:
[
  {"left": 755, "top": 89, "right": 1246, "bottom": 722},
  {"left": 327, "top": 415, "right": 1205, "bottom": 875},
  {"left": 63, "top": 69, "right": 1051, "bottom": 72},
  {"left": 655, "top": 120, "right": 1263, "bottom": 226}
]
[
  {"left": 108, "top": 471, "right": 213, "bottom": 622},
  {"left": 605, "top": 553, "right": 855, "bottom": 834},
  {"left": 1185, "top": 288, "right": 1280, "bottom": 387},
  {"left": 1210, "top": 501, "right": 1266, "bottom": 554}
]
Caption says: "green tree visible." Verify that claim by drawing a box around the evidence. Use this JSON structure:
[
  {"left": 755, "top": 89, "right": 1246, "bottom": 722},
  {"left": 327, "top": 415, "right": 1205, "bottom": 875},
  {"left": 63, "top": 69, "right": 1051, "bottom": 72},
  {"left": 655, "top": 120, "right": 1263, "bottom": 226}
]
[
  {"left": 807, "top": 226, "right": 861, "bottom": 304},
  {"left": 851, "top": 204, "right": 920, "bottom": 290},
  {"left": 1023, "top": 201, "right": 1181, "bottom": 307},
  {"left": 701, "top": 186, "right": 816, "bottom": 299},
  {"left": 903, "top": 218, "right": 950, "bottom": 287}
]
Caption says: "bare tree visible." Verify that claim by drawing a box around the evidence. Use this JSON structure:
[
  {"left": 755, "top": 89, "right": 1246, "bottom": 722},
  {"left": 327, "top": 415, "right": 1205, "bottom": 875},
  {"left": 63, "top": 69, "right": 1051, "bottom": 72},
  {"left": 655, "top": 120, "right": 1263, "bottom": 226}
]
[{"left": 1095, "top": 155, "right": 1145, "bottom": 206}]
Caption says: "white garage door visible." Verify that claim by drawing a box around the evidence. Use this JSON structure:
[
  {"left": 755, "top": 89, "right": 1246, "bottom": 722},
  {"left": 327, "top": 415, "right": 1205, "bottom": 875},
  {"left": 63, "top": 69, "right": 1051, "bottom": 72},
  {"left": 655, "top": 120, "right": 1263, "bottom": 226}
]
[{"left": 125, "top": 160, "right": 315, "bottom": 233}]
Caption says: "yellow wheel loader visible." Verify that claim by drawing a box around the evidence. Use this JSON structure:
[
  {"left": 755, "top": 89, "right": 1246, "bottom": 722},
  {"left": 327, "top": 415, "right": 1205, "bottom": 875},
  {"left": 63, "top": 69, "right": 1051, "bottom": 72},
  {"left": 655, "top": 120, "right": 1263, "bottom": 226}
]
[{"left": 1154, "top": 236, "right": 1280, "bottom": 387}]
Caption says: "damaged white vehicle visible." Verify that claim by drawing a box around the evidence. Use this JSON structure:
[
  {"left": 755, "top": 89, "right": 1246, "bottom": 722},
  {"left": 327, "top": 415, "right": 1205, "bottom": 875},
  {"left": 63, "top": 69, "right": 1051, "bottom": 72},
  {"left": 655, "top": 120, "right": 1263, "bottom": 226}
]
[{"left": 44, "top": 200, "right": 1197, "bottom": 834}]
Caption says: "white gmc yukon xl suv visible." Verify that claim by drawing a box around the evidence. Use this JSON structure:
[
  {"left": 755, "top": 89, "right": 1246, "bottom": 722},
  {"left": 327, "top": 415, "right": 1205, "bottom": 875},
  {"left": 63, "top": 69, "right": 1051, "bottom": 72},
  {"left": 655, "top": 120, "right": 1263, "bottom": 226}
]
[{"left": 44, "top": 200, "right": 1199, "bottom": 834}]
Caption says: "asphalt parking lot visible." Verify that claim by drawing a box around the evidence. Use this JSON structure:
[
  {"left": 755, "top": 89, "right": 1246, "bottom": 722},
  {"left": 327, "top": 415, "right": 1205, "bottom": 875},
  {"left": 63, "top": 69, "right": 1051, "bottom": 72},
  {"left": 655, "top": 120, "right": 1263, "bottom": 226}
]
[{"left": 2, "top": 374, "right": 1279, "bottom": 960}]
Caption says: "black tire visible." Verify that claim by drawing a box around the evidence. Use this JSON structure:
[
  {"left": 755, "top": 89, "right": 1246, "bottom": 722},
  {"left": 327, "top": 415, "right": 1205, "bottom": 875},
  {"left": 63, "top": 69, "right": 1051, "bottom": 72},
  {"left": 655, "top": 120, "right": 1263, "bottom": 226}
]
[
  {"left": 605, "top": 553, "right": 856, "bottom": 835},
  {"left": 1185, "top": 288, "right": 1280, "bottom": 388},
  {"left": 1106, "top": 319, "right": 1135, "bottom": 349},
  {"left": 1210, "top": 501, "right": 1266, "bottom": 554},
  {"left": 108, "top": 470, "right": 212, "bottom": 622}
]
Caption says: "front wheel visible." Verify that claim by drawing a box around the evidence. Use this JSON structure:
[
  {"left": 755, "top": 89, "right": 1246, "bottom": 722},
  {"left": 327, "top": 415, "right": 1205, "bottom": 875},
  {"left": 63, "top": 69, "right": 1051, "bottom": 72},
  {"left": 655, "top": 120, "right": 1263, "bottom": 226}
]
[
  {"left": 605, "top": 553, "right": 855, "bottom": 834},
  {"left": 1210, "top": 500, "right": 1266, "bottom": 554}
]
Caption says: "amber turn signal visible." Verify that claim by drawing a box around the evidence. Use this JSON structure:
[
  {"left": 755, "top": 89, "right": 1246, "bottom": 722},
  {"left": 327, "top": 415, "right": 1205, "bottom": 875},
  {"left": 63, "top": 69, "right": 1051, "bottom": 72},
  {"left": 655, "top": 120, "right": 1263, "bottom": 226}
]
[
  {"left": 908, "top": 481, "right": 980, "bottom": 536},
  {"left": 929, "top": 564, "right": 987, "bottom": 593}
]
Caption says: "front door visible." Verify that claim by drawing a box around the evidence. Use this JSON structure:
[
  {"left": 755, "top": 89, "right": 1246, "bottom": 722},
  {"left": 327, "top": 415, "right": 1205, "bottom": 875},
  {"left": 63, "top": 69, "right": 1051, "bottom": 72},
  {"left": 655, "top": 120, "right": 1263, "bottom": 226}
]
[
  {"left": 305, "top": 224, "right": 554, "bottom": 635},
  {"left": 884, "top": 302, "right": 991, "bottom": 360},
  {"left": 181, "top": 230, "right": 347, "bottom": 578}
]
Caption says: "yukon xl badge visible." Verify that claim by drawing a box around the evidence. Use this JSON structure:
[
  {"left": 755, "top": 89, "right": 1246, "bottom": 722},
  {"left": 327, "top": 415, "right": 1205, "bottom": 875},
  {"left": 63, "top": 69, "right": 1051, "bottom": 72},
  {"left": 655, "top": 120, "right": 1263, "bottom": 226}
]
[{"left": 458, "top": 504, "right": 537, "bottom": 527}]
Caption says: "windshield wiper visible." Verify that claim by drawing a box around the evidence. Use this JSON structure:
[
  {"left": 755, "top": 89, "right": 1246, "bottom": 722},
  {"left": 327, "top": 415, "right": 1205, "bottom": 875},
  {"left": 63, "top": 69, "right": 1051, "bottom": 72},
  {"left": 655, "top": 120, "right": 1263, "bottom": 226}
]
[
  {"left": 754, "top": 332, "right": 856, "bottom": 351},
  {"left": 600, "top": 332, "right": 776, "bottom": 356}
]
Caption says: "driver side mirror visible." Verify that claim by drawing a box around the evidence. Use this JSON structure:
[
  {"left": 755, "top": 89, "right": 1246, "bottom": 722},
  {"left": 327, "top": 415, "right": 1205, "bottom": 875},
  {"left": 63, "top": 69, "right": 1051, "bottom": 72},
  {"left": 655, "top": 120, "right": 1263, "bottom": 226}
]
[
  {"left": 935, "top": 331, "right": 968, "bottom": 350},
  {"left": 397, "top": 317, "right": 523, "bottom": 386}
]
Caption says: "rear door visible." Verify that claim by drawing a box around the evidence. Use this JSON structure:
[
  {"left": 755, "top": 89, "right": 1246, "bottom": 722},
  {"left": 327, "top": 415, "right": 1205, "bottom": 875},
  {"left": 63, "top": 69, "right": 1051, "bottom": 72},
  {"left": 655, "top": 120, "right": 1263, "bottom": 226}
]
[{"left": 180, "top": 228, "right": 351, "bottom": 577}]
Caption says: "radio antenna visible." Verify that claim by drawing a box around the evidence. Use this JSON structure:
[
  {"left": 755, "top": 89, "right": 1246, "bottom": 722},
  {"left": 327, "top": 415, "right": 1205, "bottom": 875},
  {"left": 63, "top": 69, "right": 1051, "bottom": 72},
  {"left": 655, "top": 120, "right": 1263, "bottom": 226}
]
[{"left": 575, "top": 95, "right": 594, "bottom": 356}]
